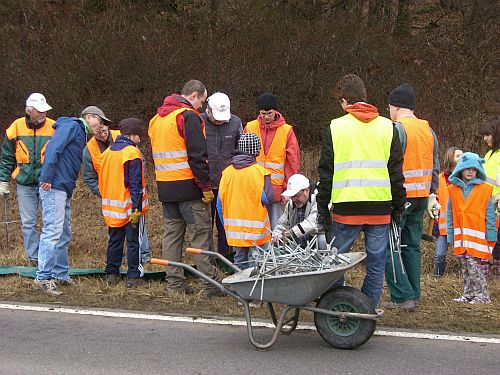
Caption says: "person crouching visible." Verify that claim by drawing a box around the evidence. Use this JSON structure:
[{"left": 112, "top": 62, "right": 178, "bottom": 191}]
[
  {"left": 217, "top": 133, "right": 274, "bottom": 269},
  {"left": 99, "top": 118, "right": 149, "bottom": 288},
  {"left": 447, "top": 152, "right": 496, "bottom": 304}
]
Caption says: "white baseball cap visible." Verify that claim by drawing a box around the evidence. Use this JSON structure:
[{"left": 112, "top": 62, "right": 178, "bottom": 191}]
[
  {"left": 26, "top": 93, "right": 52, "bottom": 112},
  {"left": 281, "top": 174, "right": 310, "bottom": 197},
  {"left": 207, "top": 92, "right": 231, "bottom": 122}
]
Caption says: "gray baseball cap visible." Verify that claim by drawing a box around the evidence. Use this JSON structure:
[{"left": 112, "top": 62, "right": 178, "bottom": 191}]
[{"left": 81, "top": 106, "right": 111, "bottom": 124}]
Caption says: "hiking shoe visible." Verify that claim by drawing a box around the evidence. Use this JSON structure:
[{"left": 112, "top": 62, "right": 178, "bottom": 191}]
[
  {"left": 55, "top": 278, "right": 78, "bottom": 287},
  {"left": 165, "top": 284, "right": 197, "bottom": 295},
  {"left": 452, "top": 296, "right": 472, "bottom": 303},
  {"left": 380, "top": 300, "right": 416, "bottom": 312},
  {"left": 127, "top": 278, "right": 147, "bottom": 289},
  {"left": 106, "top": 274, "right": 121, "bottom": 286},
  {"left": 204, "top": 288, "right": 226, "bottom": 298},
  {"left": 34, "top": 279, "right": 63, "bottom": 296}
]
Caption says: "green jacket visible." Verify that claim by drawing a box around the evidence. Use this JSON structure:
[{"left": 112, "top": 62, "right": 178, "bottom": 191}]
[{"left": 0, "top": 116, "right": 55, "bottom": 186}]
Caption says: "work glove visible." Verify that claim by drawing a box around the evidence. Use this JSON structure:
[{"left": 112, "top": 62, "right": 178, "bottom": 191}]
[
  {"left": 0, "top": 181, "right": 10, "bottom": 195},
  {"left": 493, "top": 193, "right": 500, "bottom": 212},
  {"left": 201, "top": 190, "right": 214, "bottom": 204},
  {"left": 129, "top": 208, "right": 141, "bottom": 230},
  {"left": 427, "top": 193, "right": 441, "bottom": 220},
  {"left": 392, "top": 209, "right": 403, "bottom": 226},
  {"left": 317, "top": 210, "right": 332, "bottom": 233}
]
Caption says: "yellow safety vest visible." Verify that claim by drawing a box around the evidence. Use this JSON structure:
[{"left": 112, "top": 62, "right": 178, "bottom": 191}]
[
  {"left": 330, "top": 114, "right": 393, "bottom": 203},
  {"left": 483, "top": 149, "right": 500, "bottom": 196}
]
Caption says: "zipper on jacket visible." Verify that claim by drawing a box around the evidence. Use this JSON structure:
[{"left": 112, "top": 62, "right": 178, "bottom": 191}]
[{"left": 33, "top": 124, "right": 37, "bottom": 185}]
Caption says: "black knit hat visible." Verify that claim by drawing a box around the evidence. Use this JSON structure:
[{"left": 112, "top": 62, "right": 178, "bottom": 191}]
[
  {"left": 389, "top": 83, "right": 416, "bottom": 110},
  {"left": 119, "top": 117, "right": 144, "bottom": 137},
  {"left": 237, "top": 132, "right": 261, "bottom": 157},
  {"left": 257, "top": 92, "right": 278, "bottom": 111}
]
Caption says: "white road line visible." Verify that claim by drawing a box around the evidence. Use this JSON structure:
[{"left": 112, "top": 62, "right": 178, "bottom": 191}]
[{"left": 1, "top": 302, "right": 499, "bottom": 344}]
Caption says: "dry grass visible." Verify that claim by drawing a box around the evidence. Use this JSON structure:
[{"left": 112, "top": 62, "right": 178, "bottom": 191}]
[{"left": 0, "top": 150, "right": 499, "bottom": 334}]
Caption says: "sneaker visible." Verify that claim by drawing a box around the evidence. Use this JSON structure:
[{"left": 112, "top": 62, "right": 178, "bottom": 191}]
[
  {"left": 55, "top": 278, "right": 78, "bottom": 287},
  {"left": 452, "top": 296, "right": 472, "bottom": 303},
  {"left": 127, "top": 278, "right": 147, "bottom": 288},
  {"left": 380, "top": 300, "right": 417, "bottom": 312},
  {"left": 469, "top": 297, "right": 491, "bottom": 304},
  {"left": 34, "top": 279, "right": 63, "bottom": 296},
  {"left": 106, "top": 274, "right": 121, "bottom": 286}
]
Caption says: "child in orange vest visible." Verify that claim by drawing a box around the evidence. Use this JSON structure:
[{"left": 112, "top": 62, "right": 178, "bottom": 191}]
[
  {"left": 433, "top": 147, "right": 463, "bottom": 276},
  {"left": 447, "top": 152, "right": 496, "bottom": 304},
  {"left": 99, "top": 118, "right": 149, "bottom": 288}
]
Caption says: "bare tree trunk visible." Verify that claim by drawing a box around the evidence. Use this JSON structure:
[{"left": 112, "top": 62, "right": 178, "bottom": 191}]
[
  {"left": 394, "top": 0, "right": 412, "bottom": 36},
  {"left": 368, "top": 0, "right": 393, "bottom": 27}
]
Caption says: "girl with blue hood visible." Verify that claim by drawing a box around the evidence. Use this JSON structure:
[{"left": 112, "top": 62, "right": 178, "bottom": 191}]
[{"left": 446, "top": 152, "right": 496, "bottom": 304}]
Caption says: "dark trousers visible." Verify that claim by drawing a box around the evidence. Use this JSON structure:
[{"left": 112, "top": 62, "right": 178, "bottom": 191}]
[
  {"left": 210, "top": 189, "right": 232, "bottom": 257},
  {"left": 106, "top": 223, "right": 142, "bottom": 279}
]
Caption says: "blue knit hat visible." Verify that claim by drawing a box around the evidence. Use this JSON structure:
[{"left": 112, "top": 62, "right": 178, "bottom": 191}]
[{"left": 449, "top": 152, "right": 487, "bottom": 181}]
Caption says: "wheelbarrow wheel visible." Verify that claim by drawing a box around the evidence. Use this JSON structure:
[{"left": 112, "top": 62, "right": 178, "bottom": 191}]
[{"left": 314, "top": 286, "right": 376, "bottom": 350}]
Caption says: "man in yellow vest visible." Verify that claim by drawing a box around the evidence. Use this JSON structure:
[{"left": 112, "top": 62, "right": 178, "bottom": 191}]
[
  {"left": 383, "top": 83, "right": 439, "bottom": 311},
  {"left": 317, "top": 74, "right": 406, "bottom": 309},
  {"left": 149, "top": 80, "right": 221, "bottom": 296},
  {"left": 0, "top": 93, "right": 55, "bottom": 266},
  {"left": 81, "top": 106, "right": 151, "bottom": 263},
  {"left": 245, "top": 92, "right": 300, "bottom": 230}
]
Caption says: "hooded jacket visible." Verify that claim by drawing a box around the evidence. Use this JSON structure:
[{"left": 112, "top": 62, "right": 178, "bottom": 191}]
[
  {"left": 39, "top": 117, "right": 87, "bottom": 197},
  {"left": 446, "top": 152, "right": 497, "bottom": 243},
  {"left": 244, "top": 111, "right": 300, "bottom": 201},
  {"left": 150, "top": 94, "right": 211, "bottom": 202},
  {"left": 317, "top": 103, "right": 406, "bottom": 221}
]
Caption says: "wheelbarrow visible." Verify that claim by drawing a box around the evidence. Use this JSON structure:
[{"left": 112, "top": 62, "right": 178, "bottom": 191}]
[{"left": 151, "top": 248, "right": 383, "bottom": 350}]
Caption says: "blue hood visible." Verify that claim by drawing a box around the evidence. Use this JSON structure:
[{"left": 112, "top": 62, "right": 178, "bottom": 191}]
[{"left": 449, "top": 152, "right": 487, "bottom": 187}]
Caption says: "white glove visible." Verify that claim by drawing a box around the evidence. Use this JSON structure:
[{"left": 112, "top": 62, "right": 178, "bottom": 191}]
[
  {"left": 0, "top": 181, "right": 10, "bottom": 194},
  {"left": 427, "top": 193, "right": 441, "bottom": 220}
]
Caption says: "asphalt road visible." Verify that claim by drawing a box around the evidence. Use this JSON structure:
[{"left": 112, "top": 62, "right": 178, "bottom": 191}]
[{"left": 0, "top": 308, "right": 498, "bottom": 375}]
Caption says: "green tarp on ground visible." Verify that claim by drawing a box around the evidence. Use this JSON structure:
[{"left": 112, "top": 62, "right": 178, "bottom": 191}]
[{"left": 0, "top": 265, "right": 166, "bottom": 279}]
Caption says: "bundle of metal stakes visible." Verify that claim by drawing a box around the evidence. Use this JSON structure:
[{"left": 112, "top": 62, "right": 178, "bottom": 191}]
[{"left": 250, "top": 234, "right": 351, "bottom": 279}]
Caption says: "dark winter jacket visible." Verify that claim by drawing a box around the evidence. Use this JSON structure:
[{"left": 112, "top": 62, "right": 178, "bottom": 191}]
[{"left": 201, "top": 112, "right": 242, "bottom": 188}]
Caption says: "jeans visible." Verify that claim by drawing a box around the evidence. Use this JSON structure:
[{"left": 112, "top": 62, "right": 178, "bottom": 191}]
[
  {"left": 233, "top": 242, "right": 269, "bottom": 270},
  {"left": 434, "top": 235, "right": 449, "bottom": 276},
  {"left": 36, "top": 188, "right": 71, "bottom": 281},
  {"left": 331, "top": 221, "right": 389, "bottom": 308},
  {"left": 209, "top": 189, "right": 232, "bottom": 257},
  {"left": 107, "top": 223, "right": 143, "bottom": 279},
  {"left": 267, "top": 202, "right": 283, "bottom": 231},
  {"left": 16, "top": 184, "right": 41, "bottom": 261}
]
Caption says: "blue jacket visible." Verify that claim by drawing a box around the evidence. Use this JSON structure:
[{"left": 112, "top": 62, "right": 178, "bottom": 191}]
[
  {"left": 39, "top": 117, "right": 87, "bottom": 197},
  {"left": 109, "top": 135, "right": 144, "bottom": 211},
  {"left": 446, "top": 152, "right": 497, "bottom": 243}
]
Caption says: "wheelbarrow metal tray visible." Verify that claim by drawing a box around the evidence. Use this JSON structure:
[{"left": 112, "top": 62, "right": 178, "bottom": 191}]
[{"left": 222, "top": 252, "right": 366, "bottom": 305}]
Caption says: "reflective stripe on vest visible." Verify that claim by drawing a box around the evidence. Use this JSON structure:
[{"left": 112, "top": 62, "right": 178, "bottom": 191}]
[
  {"left": 149, "top": 107, "right": 204, "bottom": 182},
  {"left": 483, "top": 150, "right": 500, "bottom": 196},
  {"left": 99, "top": 145, "right": 149, "bottom": 227},
  {"left": 330, "top": 114, "right": 393, "bottom": 203},
  {"left": 448, "top": 183, "right": 494, "bottom": 260},
  {"left": 87, "top": 129, "right": 120, "bottom": 174},
  {"left": 436, "top": 173, "right": 449, "bottom": 236},
  {"left": 400, "top": 118, "right": 434, "bottom": 198},
  {"left": 245, "top": 120, "right": 291, "bottom": 186},
  {"left": 219, "top": 163, "right": 271, "bottom": 247}
]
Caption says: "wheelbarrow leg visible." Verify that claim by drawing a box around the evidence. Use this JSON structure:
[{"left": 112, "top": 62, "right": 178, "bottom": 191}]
[{"left": 267, "top": 303, "right": 300, "bottom": 335}]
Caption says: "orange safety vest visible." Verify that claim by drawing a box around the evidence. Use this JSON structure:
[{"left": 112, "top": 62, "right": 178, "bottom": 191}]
[
  {"left": 99, "top": 145, "right": 149, "bottom": 228},
  {"left": 245, "top": 120, "right": 292, "bottom": 186},
  {"left": 448, "top": 183, "right": 494, "bottom": 260},
  {"left": 86, "top": 129, "right": 120, "bottom": 174},
  {"left": 400, "top": 118, "right": 434, "bottom": 198},
  {"left": 148, "top": 107, "right": 205, "bottom": 182},
  {"left": 219, "top": 163, "right": 271, "bottom": 246},
  {"left": 6, "top": 117, "right": 55, "bottom": 180},
  {"left": 436, "top": 172, "right": 449, "bottom": 236}
]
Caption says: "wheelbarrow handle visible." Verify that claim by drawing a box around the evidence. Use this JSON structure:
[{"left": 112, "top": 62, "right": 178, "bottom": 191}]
[
  {"left": 186, "top": 247, "right": 242, "bottom": 273},
  {"left": 151, "top": 258, "right": 169, "bottom": 267}
]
